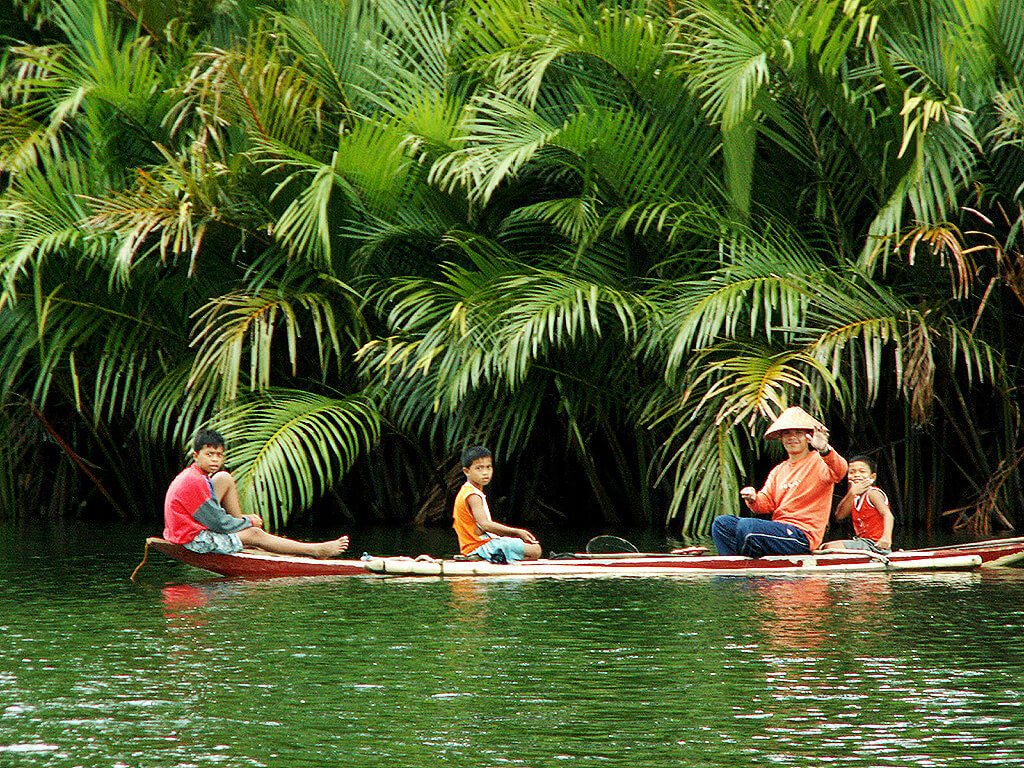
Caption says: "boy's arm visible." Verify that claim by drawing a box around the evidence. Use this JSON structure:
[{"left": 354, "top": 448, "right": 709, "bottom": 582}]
[
  {"left": 193, "top": 497, "right": 254, "bottom": 534},
  {"left": 467, "top": 495, "right": 539, "bottom": 544},
  {"left": 869, "top": 488, "right": 894, "bottom": 549},
  {"left": 836, "top": 478, "right": 872, "bottom": 520},
  {"left": 835, "top": 492, "right": 854, "bottom": 521}
]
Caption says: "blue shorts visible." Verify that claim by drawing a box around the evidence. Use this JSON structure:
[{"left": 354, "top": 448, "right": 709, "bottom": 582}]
[
  {"left": 472, "top": 537, "right": 527, "bottom": 563},
  {"left": 184, "top": 530, "right": 244, "bottom": 554}
]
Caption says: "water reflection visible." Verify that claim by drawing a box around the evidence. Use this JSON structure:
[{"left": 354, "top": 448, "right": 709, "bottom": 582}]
[
  {"left": 714, "top": 570, "right": 1024, "bottom": 768},
  {"left": 754, "top": 577, "right": 837, "bottom": 650},
  {"left": 4, "top": 520, "right": 1024, "bottom": 768}
]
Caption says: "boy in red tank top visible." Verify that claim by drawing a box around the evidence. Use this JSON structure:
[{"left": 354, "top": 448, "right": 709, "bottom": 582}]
[{"left": 820, "top": 455, "right": 894, "bottom": 553}]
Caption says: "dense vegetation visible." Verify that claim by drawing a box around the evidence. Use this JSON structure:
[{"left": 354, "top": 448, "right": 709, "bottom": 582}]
[{"left": 1, "top": 0, "right": 1022, "bottom": 537}]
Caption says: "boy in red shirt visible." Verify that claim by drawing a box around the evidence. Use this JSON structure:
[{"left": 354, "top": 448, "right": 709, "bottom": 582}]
[
  {"left": 820, "top": 455, "right": 894, "bottom": 553},
  {"left": 452, "top": 446, "right": 541, "bottom": 563},
  {"left": 164, "top": 429, "right": 349, "bottom": 558},
  {"left": 711, "top": 407, "right": 848, "bottom": 557}
]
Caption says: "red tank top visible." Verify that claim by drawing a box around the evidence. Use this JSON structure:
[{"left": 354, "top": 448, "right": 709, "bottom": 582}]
[{"left": 852, "top": 488, "right": 889, "bottom": 541}]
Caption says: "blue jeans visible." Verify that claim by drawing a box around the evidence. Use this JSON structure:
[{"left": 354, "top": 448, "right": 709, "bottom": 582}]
[{"left": 711, "top": 516, "right": 810, "bottom": 557}]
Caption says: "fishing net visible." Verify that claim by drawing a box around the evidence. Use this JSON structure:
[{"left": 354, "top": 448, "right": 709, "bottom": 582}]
[{"left": 585, "top": 535, "right": 641, "bottom": 555}]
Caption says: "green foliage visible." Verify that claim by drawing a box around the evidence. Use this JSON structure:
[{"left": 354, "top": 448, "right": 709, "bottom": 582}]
[{"left": 1, "top": 0, "right": 1022, "bottom": 535}]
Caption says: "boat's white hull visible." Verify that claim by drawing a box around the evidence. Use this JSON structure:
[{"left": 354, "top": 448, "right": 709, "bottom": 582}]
[{"left": 364, "top": 552, "right": 984, "bottom": 577}]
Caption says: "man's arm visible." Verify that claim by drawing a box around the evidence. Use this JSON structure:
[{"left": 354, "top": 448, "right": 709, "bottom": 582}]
[
  {"left": 811, "top": 428, "right": 848, "bottom": 481},
  {"left": 741, "top": 468, "right": 777, "bottom": 515},
  {"left": 467, "top": 494, "right": 539, "bottom": 544}
]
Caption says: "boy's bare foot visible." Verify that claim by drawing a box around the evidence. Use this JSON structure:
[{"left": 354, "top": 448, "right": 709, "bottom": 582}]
[{"left": 312, "top": 535, "right": 350, "bottom": 559}]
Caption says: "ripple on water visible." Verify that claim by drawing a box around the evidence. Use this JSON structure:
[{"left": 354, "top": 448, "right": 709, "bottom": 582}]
[{"left": 4, "top": 526, "right": 1024, "bottom": 767}]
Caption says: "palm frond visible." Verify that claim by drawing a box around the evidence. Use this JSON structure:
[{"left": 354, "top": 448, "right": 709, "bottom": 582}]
[
  {"left": 0, "top": 158, "right": 102, "bottom": 305},
  {"left": 189, "top": 287, "right": 355, "bottom": 403},
  {"left": 275, "top": 0, "right": 371, "bottom": 102},
  {"left": 461, "top": 0, "right": 677, "bottom": 106},
  {"left": 429, "top": 90, "right": 562, "bottom": 202},
  {"left": 84, "top": 145, "right": 263, "bottom": 279},
  {"left": 672, "top": 0, "right": 770, "bottom": 130},
  {"left": 173, "top": 23, "right": 329, "bottom": 156},
  {"left": 214, "top": 389, "right": 381, "bottom": 526},
  {"left": 137, "top": 361, "right": 221, "bottom": 447},
  {"left": 655, "top": 412, "right": 745, "bottom": 533},
  {"left": 645, "top": 226, "right": 825, "bottom": 378}
]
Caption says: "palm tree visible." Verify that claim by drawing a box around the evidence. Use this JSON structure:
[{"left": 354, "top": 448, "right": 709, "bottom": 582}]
[{"left": 1, "top": 0, "right": 1021, "bottom": 539}]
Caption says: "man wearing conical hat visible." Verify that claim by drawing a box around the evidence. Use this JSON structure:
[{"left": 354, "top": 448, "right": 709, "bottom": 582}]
[{"left": 711, "top": 406, "right": 848, "bottom": 557}]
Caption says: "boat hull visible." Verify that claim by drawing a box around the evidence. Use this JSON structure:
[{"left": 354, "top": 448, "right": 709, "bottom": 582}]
[
  {"left": 143, "top": 535, "right": 1024, "bottom": 579},
  {"left": 364, "top": 552, "right": 984, "bottom": 576},
  {"left": 145, "top": 538, "right": 369, "bottom": 578}
]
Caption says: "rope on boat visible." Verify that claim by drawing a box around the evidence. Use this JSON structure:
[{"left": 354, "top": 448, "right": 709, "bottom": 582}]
[
  {"left": 130, "top": 538, "right": 151, "bottom": 582},
  {"left": 862, "top": 549, "right": 892, "bottom": 568}
]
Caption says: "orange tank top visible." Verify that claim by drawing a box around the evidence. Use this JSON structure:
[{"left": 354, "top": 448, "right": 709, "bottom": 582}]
[{"left": 452, "top": 482, "right": 492, "bottom": 555}]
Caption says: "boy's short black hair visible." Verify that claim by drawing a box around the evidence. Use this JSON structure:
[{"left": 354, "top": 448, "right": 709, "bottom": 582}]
[
  {"left": 460, "top": 445, "right": 492, "bottom": 468},
  {"left": 193, "top": 428, "right": 226, "bottom": 453},
  {"left": 848, "top": 454, "right": 876, "bottom": 473}
]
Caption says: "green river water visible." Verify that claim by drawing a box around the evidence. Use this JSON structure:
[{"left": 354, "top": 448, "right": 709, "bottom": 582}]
[{"left": 2, "top": 520, "right": 1024, "bottom": 768}]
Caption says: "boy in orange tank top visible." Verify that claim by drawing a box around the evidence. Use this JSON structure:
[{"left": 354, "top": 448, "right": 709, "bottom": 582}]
[{"left": 452, "top": 446, "right": 542, "bottom": 562}]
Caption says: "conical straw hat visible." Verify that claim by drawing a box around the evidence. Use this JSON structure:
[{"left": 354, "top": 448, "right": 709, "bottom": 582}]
[{"left": 764, "top": 406, "right": 824, "bottom": 439}]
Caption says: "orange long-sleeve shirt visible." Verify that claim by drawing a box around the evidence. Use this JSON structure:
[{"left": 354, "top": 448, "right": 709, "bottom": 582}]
[{"left": 749, "top": 449, "right": 848, "bottom": 550}]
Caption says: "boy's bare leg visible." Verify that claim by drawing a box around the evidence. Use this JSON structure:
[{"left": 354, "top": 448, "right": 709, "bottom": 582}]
[
  {"left": 211, "top": 469, "right": 349, "bottom": 557},
  {"left": 211, "top": 471, "right": 244, "bottom": 518},
  {"left": 524, "top": 542, "right": 542, "bottom": 560},
  {"left": 239, "top": 527, "right": 350, "bottom": 559}
]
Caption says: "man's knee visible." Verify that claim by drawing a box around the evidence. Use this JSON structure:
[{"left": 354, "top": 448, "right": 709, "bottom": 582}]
[{"left": 712, "top": 515, "right": 736, "bottom": 535}]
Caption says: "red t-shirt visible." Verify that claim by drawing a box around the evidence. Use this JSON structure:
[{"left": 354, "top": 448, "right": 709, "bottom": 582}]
[
  {"left": 163, "top": 464, "right": 254, "bottom": 544},
  {"left": 163, "top": 464, "right": 215, "bottom": 544}
]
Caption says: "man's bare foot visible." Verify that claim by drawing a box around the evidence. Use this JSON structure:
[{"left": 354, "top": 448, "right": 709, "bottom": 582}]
[{"left": 312, "top": 535, "right": 350, "bottom": 559}]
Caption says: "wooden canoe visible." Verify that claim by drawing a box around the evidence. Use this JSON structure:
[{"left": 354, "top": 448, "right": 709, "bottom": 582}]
[
  {"left": 142, "top": 536, "right": 1024, "bottom": 579},
  {"left": 142, "top": 537, "right": 369, "bottom": 578},
  {"left": 364, "top": 551, "right": 984, "bottom": 576}
]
